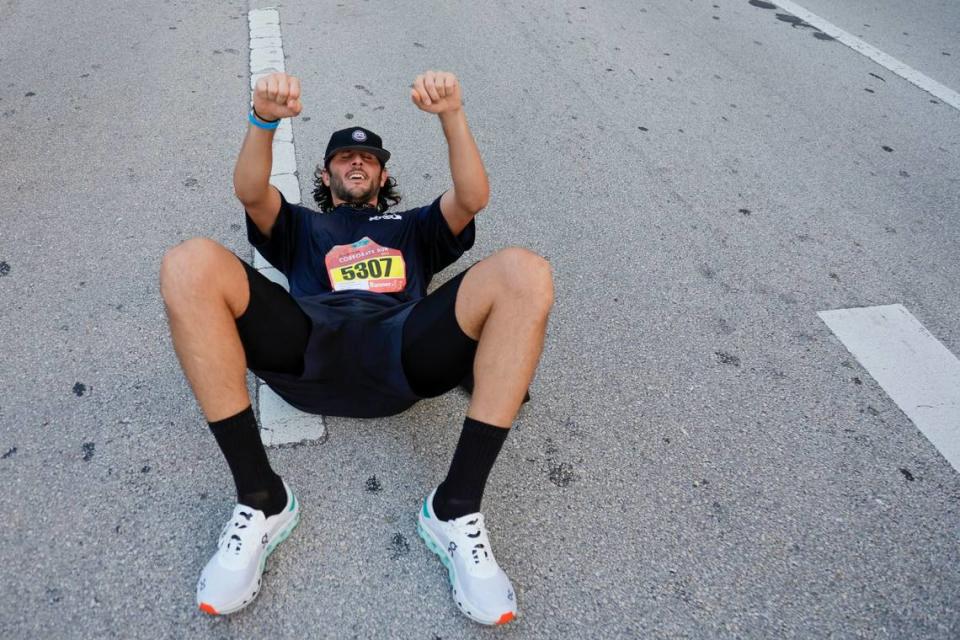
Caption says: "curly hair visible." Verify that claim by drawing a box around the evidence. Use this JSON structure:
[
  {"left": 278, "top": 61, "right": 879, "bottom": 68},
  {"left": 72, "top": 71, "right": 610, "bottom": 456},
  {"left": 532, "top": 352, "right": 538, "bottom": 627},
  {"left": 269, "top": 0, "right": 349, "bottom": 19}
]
[{"left": 312, "top": 163, "right": 402, "bottom": 213}]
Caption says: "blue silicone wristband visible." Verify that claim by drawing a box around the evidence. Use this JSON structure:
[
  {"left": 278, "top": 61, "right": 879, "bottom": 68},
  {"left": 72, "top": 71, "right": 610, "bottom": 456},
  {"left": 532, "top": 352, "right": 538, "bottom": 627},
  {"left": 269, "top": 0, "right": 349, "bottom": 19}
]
[{"left": 248, "top": 109, "right": 280, "bottom": 130}]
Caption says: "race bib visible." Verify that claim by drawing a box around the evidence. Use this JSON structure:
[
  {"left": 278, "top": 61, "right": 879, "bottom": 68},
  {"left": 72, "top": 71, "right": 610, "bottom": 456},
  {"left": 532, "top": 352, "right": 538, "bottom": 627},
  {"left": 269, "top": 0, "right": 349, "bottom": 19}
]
[{"left": 325, "top": 236, "right": 407, "bottom": 293}]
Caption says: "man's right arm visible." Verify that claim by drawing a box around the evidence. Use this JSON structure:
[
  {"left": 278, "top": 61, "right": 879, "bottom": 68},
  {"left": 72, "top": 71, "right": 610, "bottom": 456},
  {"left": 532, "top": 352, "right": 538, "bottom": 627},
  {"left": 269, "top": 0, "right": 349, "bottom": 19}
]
[
  {"left": 234, "top": 72, "right": 303, "bottom": 238},
  {"left": 234, "top": 125, "right": 281, "bottom": 237}
]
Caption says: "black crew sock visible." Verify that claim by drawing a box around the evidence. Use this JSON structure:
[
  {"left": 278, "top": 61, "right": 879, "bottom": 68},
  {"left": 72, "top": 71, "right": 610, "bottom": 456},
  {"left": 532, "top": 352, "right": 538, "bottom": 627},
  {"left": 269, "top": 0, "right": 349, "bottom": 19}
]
[
  {"left": 432, "top": 416, "right": 509, "bottom": 521},
  {"left": 208, "top": 405, "right": 287, "bottom": 517}
]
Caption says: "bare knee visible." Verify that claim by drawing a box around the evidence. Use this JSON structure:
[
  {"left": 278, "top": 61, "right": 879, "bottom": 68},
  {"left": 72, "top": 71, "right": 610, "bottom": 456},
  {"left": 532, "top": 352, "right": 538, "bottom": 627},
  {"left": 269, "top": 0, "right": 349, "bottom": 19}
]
[
  {"left": 160, "top": 238, "right": 241, "bottom": 310},
  {"left": 489, "top": 247, "right": 554, "bottom": 311}
]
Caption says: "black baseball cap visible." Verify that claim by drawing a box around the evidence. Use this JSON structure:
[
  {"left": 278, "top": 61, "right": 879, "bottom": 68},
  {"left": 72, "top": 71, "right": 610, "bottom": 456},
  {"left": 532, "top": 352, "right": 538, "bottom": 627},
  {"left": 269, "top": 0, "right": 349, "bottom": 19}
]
[{"left": 323, "top": 127, "right": 391, "bottom": 166}]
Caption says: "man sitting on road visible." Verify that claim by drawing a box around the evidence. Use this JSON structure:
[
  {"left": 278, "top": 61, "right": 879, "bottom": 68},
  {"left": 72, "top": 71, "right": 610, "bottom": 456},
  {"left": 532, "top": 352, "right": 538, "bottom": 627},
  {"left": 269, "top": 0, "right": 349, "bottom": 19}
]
[{"left": 159, "top": 69, "right": 553, "bottom": 625}]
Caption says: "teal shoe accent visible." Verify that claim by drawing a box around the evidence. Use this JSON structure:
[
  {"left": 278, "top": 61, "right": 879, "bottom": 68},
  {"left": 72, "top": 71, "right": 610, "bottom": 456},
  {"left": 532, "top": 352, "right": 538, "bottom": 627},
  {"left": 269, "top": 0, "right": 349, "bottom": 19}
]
[
  {"left": 266, "top": 510, "right": 300, "bottom": 557},
  {"left": 418, "top": 521, "right": 455, "bottom": 586},
  {"left": 422, "top": 498, "right": 430, "bottom": 519}
]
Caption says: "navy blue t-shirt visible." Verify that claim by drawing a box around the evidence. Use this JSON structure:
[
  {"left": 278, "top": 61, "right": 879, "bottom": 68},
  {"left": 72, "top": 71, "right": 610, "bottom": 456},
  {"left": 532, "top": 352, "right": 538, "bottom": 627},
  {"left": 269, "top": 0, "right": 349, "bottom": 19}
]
[{"left": 245, "top": 193, "right": 475, "bottom": 417}]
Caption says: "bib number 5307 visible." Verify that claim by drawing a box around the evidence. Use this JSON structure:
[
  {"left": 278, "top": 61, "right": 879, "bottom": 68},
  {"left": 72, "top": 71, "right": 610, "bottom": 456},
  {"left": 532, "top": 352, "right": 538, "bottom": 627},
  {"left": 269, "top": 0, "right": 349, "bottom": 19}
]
[{"left": 340, "top": 257, "right": 394, "bottom": 281}]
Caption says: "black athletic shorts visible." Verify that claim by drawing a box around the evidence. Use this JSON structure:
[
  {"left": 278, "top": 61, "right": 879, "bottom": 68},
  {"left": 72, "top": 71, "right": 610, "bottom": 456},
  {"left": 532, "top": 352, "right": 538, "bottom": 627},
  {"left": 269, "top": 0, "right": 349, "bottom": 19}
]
[{"left": 234, "top": 257, "right": 478, "bottom": 399}]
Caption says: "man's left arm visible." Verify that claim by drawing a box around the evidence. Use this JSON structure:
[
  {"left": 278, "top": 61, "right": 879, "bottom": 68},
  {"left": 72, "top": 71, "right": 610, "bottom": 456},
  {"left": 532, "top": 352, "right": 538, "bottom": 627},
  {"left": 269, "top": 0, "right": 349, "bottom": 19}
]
[{"left": 411, "top": 71, "right": 489, "bottom": 236}]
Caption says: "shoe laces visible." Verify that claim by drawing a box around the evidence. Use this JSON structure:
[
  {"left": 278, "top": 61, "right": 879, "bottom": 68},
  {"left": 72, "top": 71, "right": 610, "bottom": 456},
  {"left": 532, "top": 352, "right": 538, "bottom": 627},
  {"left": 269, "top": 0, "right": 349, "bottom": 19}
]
[
  {"left": 217, "top": 506, "right": 262, "bottom": 560},
  {"left": 450, "top": 513, "right": 497, "bottom": 576}
]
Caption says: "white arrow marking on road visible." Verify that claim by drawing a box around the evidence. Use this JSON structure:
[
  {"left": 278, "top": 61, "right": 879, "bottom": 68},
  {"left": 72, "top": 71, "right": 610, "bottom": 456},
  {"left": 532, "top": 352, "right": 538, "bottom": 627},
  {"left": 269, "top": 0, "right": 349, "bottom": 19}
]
[{"left": 819, "top": 304, "right": 960, "bottom": 473}]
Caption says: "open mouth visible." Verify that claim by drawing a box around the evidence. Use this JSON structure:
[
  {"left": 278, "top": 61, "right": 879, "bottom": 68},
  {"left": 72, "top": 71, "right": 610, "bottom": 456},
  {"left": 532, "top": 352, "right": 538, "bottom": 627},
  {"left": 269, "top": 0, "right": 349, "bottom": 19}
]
[{"left": 347, "top": 171, "right": 367, "bottom": 183}]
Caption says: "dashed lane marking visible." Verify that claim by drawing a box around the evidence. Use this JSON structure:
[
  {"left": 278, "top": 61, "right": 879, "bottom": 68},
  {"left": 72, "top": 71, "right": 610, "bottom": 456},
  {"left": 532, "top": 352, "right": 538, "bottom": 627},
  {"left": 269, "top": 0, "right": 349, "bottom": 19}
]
[
  {"left": 819, "top": 304, "right": 960, "bottom": 473},
  {"left": 772, "top": 0, "right": 960, "bottom": 111},
  {"left": 247, "top": 8, "right": 325, "bottom": 447}
]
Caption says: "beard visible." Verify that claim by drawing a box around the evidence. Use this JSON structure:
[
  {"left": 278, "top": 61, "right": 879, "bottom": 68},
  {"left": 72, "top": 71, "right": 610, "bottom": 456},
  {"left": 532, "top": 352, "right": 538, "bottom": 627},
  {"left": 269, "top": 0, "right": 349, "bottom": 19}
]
[{"left": 328, "top": 171, "right": 380, "bottom": 206}]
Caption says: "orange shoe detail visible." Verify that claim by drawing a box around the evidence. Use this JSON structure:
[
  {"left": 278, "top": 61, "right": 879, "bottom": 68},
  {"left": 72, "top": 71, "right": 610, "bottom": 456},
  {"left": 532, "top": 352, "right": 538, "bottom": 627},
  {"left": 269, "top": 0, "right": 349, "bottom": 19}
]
[
  {"left": 496, "top": 612, "right": 515, "bottom": 625},
  {"left": 198, "top": 602, "right": 219, "bottom": 615}
]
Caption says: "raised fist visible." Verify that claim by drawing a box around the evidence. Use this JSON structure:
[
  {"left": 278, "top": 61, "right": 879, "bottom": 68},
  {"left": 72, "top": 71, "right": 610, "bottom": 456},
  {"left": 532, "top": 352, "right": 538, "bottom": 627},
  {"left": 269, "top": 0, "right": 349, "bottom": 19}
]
[
  {"left": 252, "top": 72, "right": 302, "bottom": 121},
  {"left": 410, "top": 70, "right": 462, "bottom": 115}
]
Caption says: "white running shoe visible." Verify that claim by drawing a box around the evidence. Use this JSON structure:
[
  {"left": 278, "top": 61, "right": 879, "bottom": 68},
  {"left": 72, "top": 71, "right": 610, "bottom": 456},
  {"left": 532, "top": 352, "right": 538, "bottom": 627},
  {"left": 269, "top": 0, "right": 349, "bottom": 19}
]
[
  {"left": 196, "top": 482, "right": 300, "bottom": 615},
  {"left": 417, "top": 488, "right": 517, "bottom": 625}
]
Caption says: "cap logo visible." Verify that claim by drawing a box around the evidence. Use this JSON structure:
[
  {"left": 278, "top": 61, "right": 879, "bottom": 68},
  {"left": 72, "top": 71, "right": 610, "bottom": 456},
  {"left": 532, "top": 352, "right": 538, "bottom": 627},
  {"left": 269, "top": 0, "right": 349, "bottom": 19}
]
[{"left": 352, "top": 129, "right": 367, "bottom": 142}]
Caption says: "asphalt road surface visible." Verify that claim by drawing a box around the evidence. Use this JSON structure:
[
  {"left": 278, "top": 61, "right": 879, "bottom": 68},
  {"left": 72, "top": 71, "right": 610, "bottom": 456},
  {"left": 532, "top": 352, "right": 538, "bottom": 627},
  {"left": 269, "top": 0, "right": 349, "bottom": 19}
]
[{"left": 1, "top": 0, "right": 959, "bottom": 637}]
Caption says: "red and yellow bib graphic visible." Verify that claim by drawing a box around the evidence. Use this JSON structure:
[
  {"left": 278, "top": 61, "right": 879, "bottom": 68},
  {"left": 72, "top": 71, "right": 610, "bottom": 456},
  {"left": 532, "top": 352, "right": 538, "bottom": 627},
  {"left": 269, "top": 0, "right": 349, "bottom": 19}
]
[{"left": 325, "top": 236, "right": 407, "bottom": 293}]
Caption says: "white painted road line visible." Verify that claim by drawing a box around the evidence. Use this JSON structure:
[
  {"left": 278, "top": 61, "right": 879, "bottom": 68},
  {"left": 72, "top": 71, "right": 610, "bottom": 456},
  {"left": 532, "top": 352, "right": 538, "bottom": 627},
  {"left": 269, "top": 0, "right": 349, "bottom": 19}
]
[
  {"left": 819, "top": 305, "right": 960, "bottom": 473},
  {"left": 772, "top": 0, "right": 960, "bottom": 112},
  {"left": 247, "top": 8, "right": 325, "bottom": 447}
]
